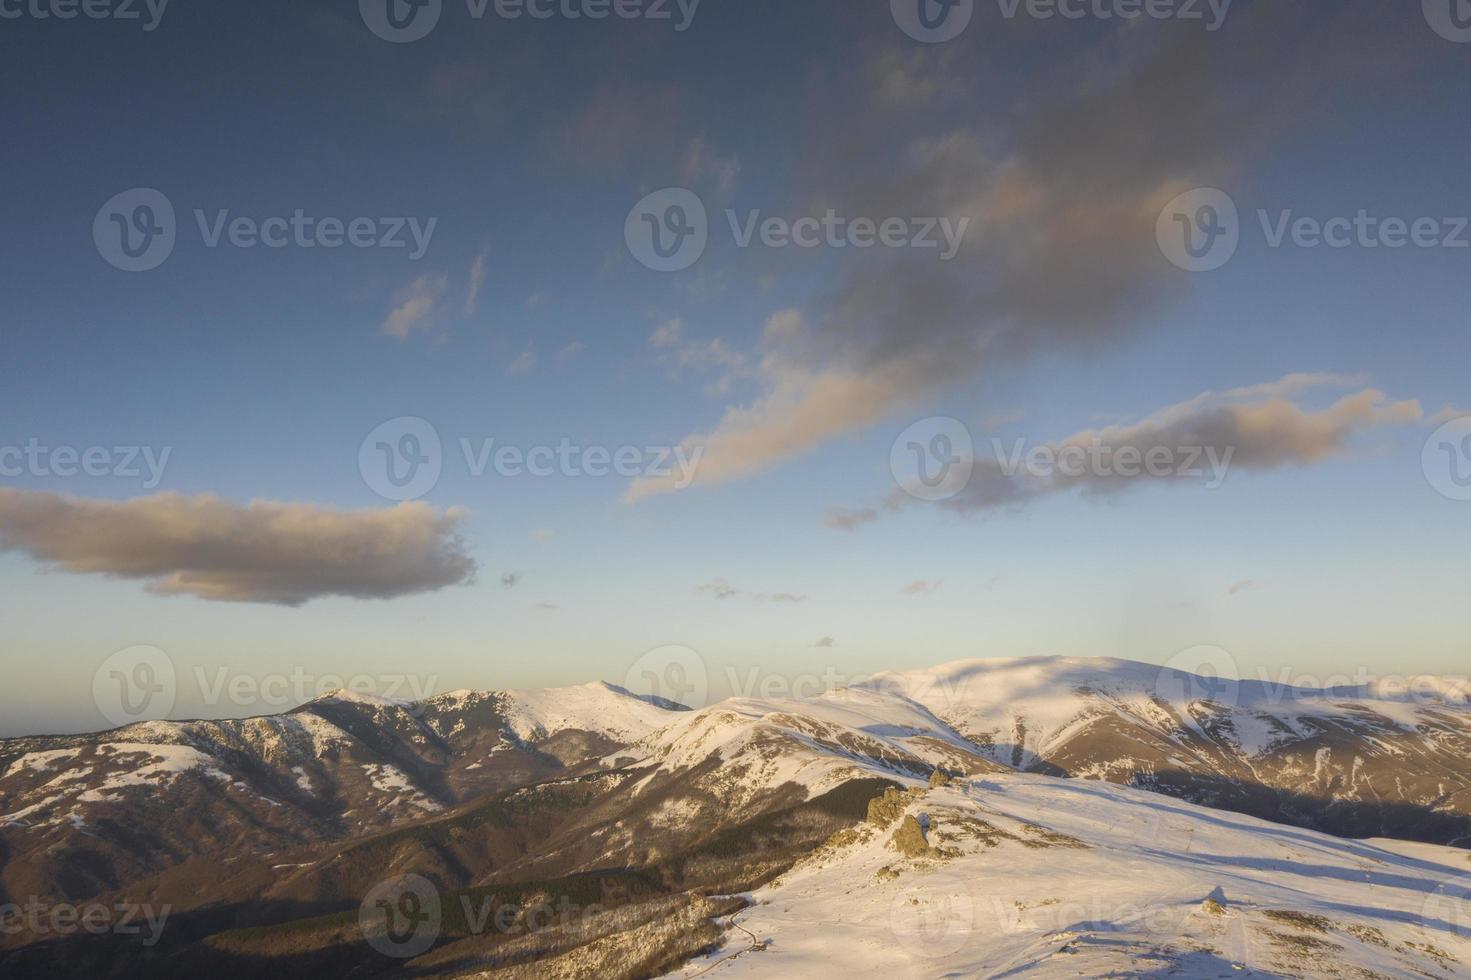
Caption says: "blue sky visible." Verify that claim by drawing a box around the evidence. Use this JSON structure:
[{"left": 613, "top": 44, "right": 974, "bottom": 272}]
[{"left": 2, "top": 0, "right": 1469, "bottom": 735}]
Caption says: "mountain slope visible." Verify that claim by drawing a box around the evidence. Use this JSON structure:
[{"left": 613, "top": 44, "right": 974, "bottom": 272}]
[
  {"left": 0, "top": 682, "right": 687, "bottom": 903},
  {"left": 861, "top": 657, "right": 1471, "bottom": 845},
  {"left": 666, "top": 773, "right": 1471, "bottom": 979}
]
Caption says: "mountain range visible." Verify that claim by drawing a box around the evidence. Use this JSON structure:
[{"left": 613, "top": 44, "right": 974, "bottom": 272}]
[{"left": 3, "top": 657, "right": 1469, "bottom": 978}]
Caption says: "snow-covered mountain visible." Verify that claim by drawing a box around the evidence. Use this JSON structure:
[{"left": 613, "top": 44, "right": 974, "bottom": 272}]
[
  {"left": 858, "top": 657, "right": 1471, "bottom": 846},
  {"left": 666, "top": 773, "right": 1471, "bottom": 979},
  {"left": 0, "top": 681, "right": 687, "bottom": 903},
  {"left": 3, "top": 656, "right": 1469, "bottom": 979}
]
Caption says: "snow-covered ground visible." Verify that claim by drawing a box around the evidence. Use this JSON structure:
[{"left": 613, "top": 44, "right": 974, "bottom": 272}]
[{"left": 667, "top": 774, "right": 1471, "bottom": 979}]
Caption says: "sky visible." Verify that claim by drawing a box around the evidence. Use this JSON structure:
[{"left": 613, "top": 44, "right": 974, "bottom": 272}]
[{"left": 1, "top": 0, "right": 1469, "bottom": 736}]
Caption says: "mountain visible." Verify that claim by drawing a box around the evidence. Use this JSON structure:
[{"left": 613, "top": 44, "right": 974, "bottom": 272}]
[
  {"left": 2, "top": 657, "right": 1469, "bottom": 978},
  {"left": 666, "top": 772, "right": 1471, "bottom": 979},
  {"left": 0, "top": 682, "right": 686, "bottom": 904},
  {"left": 860, "top": 657, "right": 1471, "bottom": 846}
]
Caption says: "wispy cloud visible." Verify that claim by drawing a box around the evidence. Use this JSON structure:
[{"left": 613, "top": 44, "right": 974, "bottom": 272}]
[
  {"left": 831, "top": 377, "right": 1422, "bottom": 529},
  {"left": 0, "top": 491, "right": 476, "bottom": 606},
  {"left": 506, "top": 347, "right": 537, "bottom": 376},
  {"left": 901, "top": 580, "right": 942, "bottom": 596},
  {"left": 1228, "top": 579, "right": 1255, "bottom": 596},
  {"left": 695, "top": 577, "right": 806, "bottom": 603},
  {"left": 623, "top": 5, "right": 1436, "bottom": 505},
  {"left": 381, "top": 274, "right": 447, "bottom": 341},
  {"left": 464, "top": 247, "right": 488, "bottom": 316}
]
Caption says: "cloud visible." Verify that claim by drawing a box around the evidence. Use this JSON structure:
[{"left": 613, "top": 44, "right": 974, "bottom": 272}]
[
  {"left": 815, "top": 636, "right": 835, "bottom": 648},
  {"left": 0, "top": 491, "right": 476, "bottom": 606},
  {"left": 464, "top": 248, "right": 488, "bottom": 316},
  {"left": 623, "top": 5, "right": 1443, "bottom": 504},
  {"left": 1228, "top": 579, "right": 1255, "bottom": 596},
  {"left": 506, "top": 347, "right": 537, "bottom": 376},
  {"left": 683, "top": 135, "right": 740, "bottom": 195},
  {"left": 556, "top": 342, "right": 587, "bottom": 364},
  {"left": 901, "top": 580, "right": 942, "bottom": 595},
  {"left": 382, "top": 274, "right": 447, "bottom": 341},
  {"left": 694, "top": 577, "right": 806, "bottom": 603},
  {"left": 695, "top": 576, "right": 739, "bottom": 600},
  {"left": 647, "top": 318, "right": 750, "bottom": 394},
  {"left": 833, "top": 377, "right": 1423, "bottom": 526},
  {"left": 826, "top": 506, "right": 879, "bottom": 532},
  {"left": 1429, "top": 406, "right": 1471, "bottom": 425},
  {"left": 501, "top": 572, "right": 521, "bottom": 589}
]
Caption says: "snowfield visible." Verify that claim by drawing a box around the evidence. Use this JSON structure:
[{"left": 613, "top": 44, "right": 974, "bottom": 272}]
[{"left": 668, "top": 774, "right": 1471, "bottom": 979}]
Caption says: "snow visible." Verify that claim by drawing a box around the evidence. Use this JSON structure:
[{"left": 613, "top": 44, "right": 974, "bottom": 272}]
[
  {"left": 665, "top": 773, "right": 1471, "bottom": 979},
  {"left": 432, "top": 681, "right": 683, "bottom": 744},
  {"left": 360, "top": 763, "right": 441, "bottom": 812},
  {"left": 312, "top": 689, "right": 411, "bottom": 709},
  {"left": 75, "top": 743, "right": 231, "bottom": 801},
  {"left": 4, "top": 748, "right": 84, "bottom": 775},
  {"left": 859, "top": 656, "right": 1471, "bottom": 764}
]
